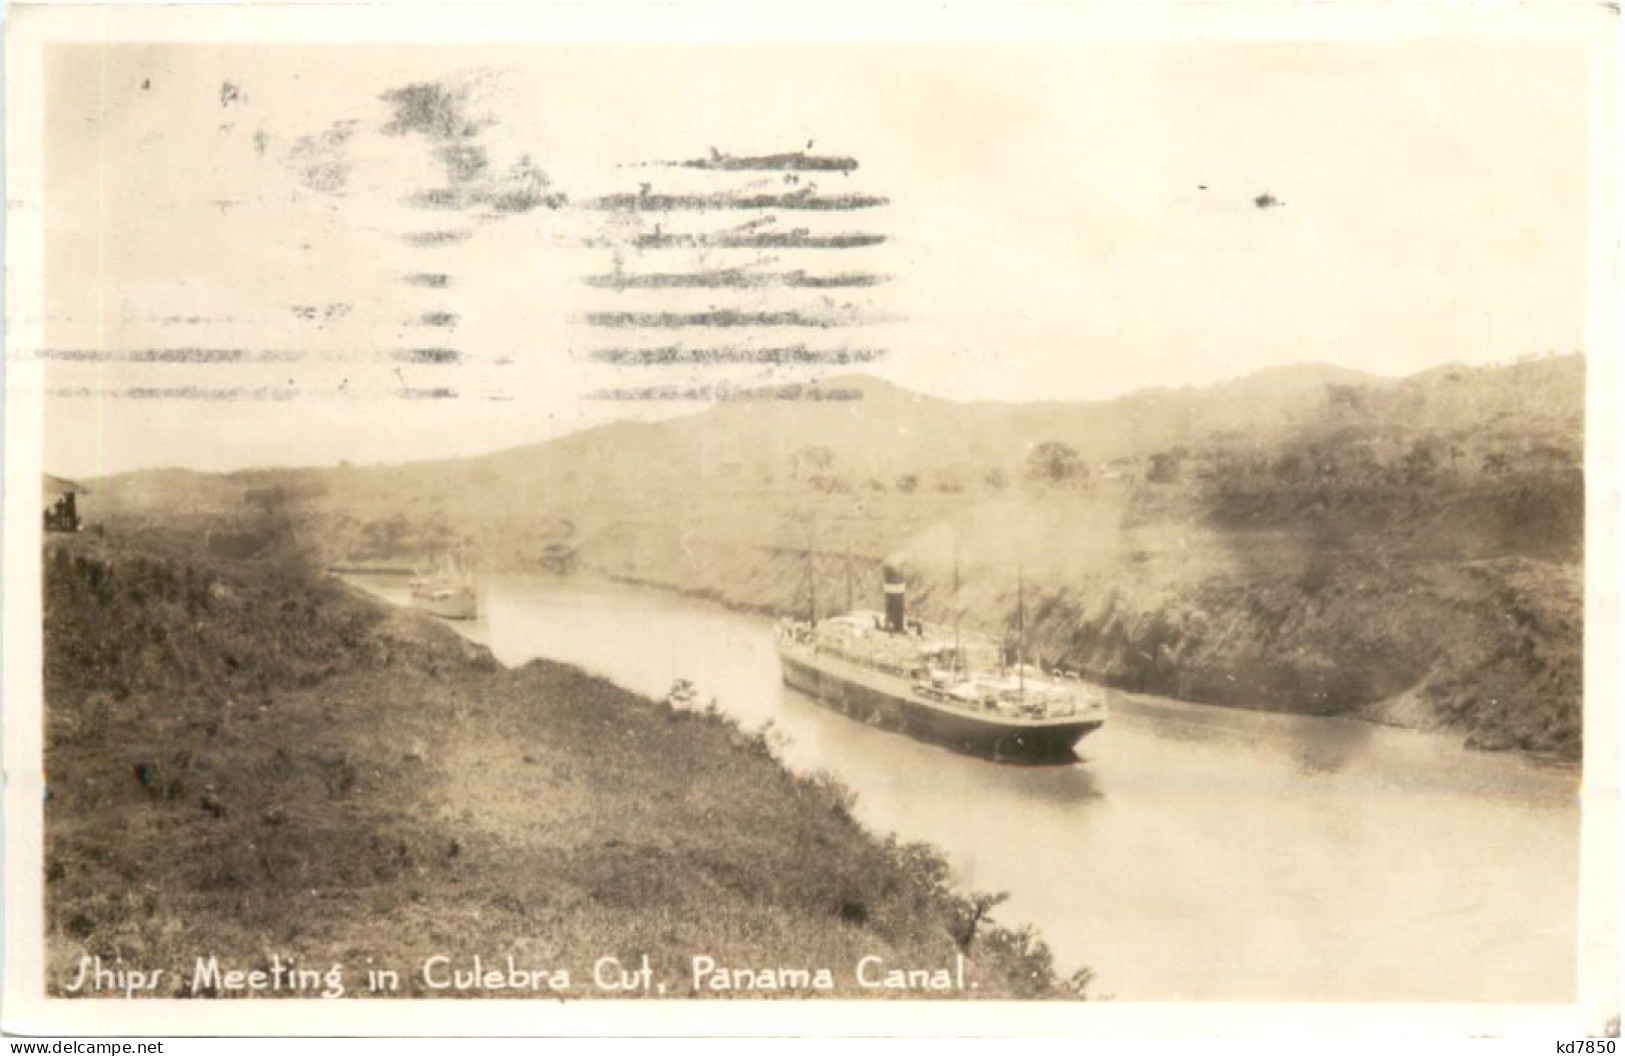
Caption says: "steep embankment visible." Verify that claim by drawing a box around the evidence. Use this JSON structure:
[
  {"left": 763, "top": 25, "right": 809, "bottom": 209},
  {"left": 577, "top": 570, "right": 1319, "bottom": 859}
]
[
  {"left": 43, "top": 530, "right": 1089, "bottom": 999},
  {"left": 565, "top": 481, "right": 1582, "bottom": 759},
  {"left": 74, "top": 355, "right": 1586, "bottom": 760}
]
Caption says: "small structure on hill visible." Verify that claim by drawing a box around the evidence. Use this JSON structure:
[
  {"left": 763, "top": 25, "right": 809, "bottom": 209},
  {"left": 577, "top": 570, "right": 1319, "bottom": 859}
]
[{"left": 43, "top": 474, "right": 89, "bottom": 533}]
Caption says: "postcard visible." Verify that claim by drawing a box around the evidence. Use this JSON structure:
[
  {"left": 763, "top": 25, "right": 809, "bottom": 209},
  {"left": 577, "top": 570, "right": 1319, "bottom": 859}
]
[{"left": 3, "top": 2, "right": 1618, "bottom": 1038}]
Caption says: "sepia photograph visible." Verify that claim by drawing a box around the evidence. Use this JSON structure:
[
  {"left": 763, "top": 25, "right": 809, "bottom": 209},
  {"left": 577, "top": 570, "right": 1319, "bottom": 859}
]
[{"left": 2, "top": 2, "right": 1619, "bottom": 1039}]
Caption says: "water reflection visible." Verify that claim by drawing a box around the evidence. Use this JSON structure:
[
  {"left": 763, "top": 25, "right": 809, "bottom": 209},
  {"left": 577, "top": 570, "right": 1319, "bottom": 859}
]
[{"left": 963, "top": 753, "right": 1104, "bottom": 805}]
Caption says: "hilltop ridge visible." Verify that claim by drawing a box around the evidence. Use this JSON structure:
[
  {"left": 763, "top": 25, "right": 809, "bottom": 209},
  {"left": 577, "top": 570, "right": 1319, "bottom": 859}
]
[
  {"left": 70, "top": 353, "right": 1585, "bottom": 757},
  {"left": 77, "top": 353, "right": 1582, "bottom": 504}
]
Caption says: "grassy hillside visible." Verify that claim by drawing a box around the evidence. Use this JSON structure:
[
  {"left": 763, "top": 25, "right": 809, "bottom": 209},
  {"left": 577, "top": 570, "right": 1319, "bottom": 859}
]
[{"left": 44, "top": 528, "right": 1090, "bottom": 999}]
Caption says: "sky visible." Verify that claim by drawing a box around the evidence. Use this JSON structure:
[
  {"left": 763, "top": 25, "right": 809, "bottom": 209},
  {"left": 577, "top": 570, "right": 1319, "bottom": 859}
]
[{"left": 31, "top": 38, "right": 1595, "bottom": 477}]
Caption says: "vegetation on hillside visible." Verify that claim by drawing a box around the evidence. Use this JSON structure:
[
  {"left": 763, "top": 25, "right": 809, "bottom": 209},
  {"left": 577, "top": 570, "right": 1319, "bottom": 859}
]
[
  {"left": 70, "top": 355, "right": 1585, "bottom": 758},
  {"left": 43, "top": 530, "right": 1091, "bottom": 999}
]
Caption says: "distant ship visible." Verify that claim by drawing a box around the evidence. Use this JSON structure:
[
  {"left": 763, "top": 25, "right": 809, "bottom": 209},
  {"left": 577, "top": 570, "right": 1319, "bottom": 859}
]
[
  {"left": 775, "top": 556, "right": 1107, "bottom": 763},
  {"left": 409, "top": 551, "right": 478, "bottom": 620}
]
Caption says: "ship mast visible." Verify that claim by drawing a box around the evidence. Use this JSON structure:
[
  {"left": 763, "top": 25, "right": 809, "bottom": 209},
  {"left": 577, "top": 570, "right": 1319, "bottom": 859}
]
[
  {"left": 952, "top": 534, "right": 961, "bottom": 674},
  {"left": 845, "top": 537, "right": 855, "bottom": 615},
  {"left": 1017, "top": 564, "right": 1026, "bottom": 696},
  {"left": 807, "top": 533, "right": 817, "bottom": 623}
]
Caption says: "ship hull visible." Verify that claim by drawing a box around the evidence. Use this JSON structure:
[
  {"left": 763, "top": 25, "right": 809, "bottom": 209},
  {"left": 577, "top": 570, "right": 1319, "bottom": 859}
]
[
  {"left": 410, "top": 589, "right": 478, "bottom": 620},
  {"left": 779, "top": 649, "right": 1102, "bottom": 764}
]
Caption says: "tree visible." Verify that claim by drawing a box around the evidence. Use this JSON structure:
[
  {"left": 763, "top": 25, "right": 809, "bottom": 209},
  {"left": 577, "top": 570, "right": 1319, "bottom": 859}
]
[
  {"left": 790, "top": 446, "right": 835, "bottom": 482},
  {"left": 1403, "top": 440, "right": 1439, "bottom": 485},
  {"left": 1326, "top": 384, "right": 1366, "bottom": 412},
  {"left": 245, "top": 486, "right": 288, "bottom": 512},
  {"left": 953, "top": 891, "right": 1010, "bottom": 953},
  {"left": 1273, "top": 452, "right": 1305, "bottom": 484},
  {"left": 984, "top": 467, "right": 1009, "bottom": 492},
  {"left": 1528, "top": 442, "right": 1576, "bottom": 471},
  {"left": 1026, "top": 442, "right": 1087, "bottom": 488},
  {"left": 895, "top": 473, "right": 919, "bottom": 494},
  {"left": 1343, "top": 446, "right": 1380, "bottom": 483},
  {"left": 1147, "top": 451, "right": 1183, "bottom": 484}
]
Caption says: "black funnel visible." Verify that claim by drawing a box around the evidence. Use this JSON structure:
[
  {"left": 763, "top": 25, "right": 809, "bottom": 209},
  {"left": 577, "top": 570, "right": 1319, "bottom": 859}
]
[{"left": 882, "top": 564, "right": 906, "bottom": 633}]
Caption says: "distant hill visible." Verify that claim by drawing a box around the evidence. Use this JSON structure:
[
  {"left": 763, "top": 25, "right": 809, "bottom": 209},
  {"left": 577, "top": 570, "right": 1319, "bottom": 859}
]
[
  {"left": 68, "top": 353, "right": 1586, "bottom": 756},
  {"left": 77, "top": 355, "right": 1582, "bottom": 530}
]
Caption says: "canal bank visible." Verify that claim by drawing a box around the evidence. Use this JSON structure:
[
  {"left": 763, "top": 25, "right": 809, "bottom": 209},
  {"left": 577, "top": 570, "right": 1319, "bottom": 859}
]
[
  {"left": 561, "top": 518, "right": 1582, "bottom": 761},
  {"left": 42, "top": 531, "right": 1087, "bottom": 1000},
  {"left": 353, "top": 571, "right": 1581, "bottom": 1003}
]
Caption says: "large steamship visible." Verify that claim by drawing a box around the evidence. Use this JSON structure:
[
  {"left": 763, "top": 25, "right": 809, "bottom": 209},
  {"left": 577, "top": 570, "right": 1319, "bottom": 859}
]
[
  {"left": 775, "top": 562, "right": 1107, "bottom": 763},
  {"left": 408, "top": 549, "right": 478, "bottom": 621}
]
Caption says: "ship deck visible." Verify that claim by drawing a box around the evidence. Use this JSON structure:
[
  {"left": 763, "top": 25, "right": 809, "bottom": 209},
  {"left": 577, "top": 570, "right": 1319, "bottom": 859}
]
[{"left": 777, "top": 641, "right": 1102, "bottom": 731}]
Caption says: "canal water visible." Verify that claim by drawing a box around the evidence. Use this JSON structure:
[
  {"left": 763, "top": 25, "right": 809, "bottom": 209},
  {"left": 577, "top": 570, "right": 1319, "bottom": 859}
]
[{"left": 357, "top": 573, "right": 1579, "bottom": 1003}]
